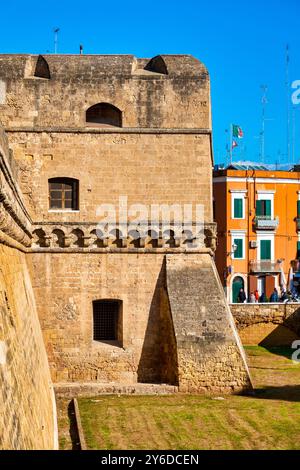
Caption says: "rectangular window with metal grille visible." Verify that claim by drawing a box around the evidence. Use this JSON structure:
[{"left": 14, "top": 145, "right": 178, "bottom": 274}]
[{"left": 93, "top": 300, "right": 120, "bottom": 341}]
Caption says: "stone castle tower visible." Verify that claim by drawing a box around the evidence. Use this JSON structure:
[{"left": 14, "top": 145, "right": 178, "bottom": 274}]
[{"left": 0, "top": 54, "right": 251, "bottom": 449}]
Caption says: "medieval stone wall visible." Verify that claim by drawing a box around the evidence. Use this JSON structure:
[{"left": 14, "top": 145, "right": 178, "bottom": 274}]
[
  {"left": 231, "top": 303, "right": 300, "bottom": 346},
  {"left": 0, "top": 128, "right": 57, "bottom": 450},
  {"left": 28, "top": 250, "right": 252, "bottom": 394},
  {"left": 7, "top": 131, "right": 212, "bottom": 222},
  {"left": 0, "top": 54, "right": 212, "bottom": 222},
  {"left": 166, "top": 254, "right": 252, "bottom": 393},
  {"left": 27, "top": 252, "right": 178, "bottom": 385},
  {"left": 0, "top": 54, "right": 210, "bottom": 129}
]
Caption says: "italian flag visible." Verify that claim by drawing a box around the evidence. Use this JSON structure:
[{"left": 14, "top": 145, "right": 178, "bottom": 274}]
[{"left": 232, "top": 124, "right": 244, "bottom": 139}]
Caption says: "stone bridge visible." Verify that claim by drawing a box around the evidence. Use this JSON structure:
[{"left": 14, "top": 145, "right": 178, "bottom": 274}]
[{"left": 231, "top": 303, "right": 300, "bottom": 347}]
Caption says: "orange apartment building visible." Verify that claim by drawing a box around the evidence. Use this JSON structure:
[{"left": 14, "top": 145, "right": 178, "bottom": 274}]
[{"left": 213, "top": 164, "right": 300, "bottom": 303}]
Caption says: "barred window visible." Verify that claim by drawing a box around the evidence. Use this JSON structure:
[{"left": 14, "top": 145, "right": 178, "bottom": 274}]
[
  {"left": 49, "top": 178, "right": 79, "bottom": 210},
  {"left": 93, "top": 300, "right": 122, "bottom": 343}
]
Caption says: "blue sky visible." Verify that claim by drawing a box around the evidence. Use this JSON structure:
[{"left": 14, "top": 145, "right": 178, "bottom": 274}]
[{"left": 1, "top": 0, "right": 300, "bottom": 166}]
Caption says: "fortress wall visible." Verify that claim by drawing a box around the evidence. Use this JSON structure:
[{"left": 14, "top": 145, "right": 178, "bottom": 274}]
[
  {"left": 0, "top": 128, "right": 57, "bottom": 450},
  {"left": 166, "top": 253, "right": 252, "bottom": 393},
  {"left": 27, "top": 252, "right": 172, "bottom": 384},
  {"left": 7, "top": 132, "right": 212, "bottom": 221},
  {"left": 0, "top": 54, "right": 210, "bottom": 129},
  {"left": 231, "top": 303, "right": 300, "bottom": 346},
  {"left": 0, "top": 245, "right": 57, "bottom": 449},
  {"left": 28, "top": 251, "right": 251, "bottom": 394},
  {"left": 0, "top": 54, "right": 212, "bottom": 222}
]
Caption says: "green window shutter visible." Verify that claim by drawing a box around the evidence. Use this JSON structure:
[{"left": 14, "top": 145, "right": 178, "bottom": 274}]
[
  {"left": 256, "top": 200, "right": 262, "bottom": 216},
  {"left": 261, "top": 240, "right": 271, "bottom": 260},
  {"left": 297, "top": 200, "right": 300, "bottom": 217},
  {"left": 234, "top": 238, "right": 243, "bottom": 259},
  {"left": 234, "top": 198, "right": 243, "bottom": 218},
  {"left": 265, "top": 199, "right": 271, "bottom": 217},
  {"left": 297, "top": 241, "right": 300, "bottom": 259}
]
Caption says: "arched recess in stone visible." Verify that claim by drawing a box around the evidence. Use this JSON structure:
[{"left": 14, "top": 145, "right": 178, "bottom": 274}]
[
  {"left": 52, "top": 229, "right": 65, "bottom": 248},
  {"left": 109, "top": 228, "right": 124, "bottom": 248},
  {"left": 146, "top": 229, "right": 159, "bottom": 248},
  {"left": 86, "top": 103, "right": 122, "bottom": 127},
  {"left": 90, "top": 229, "right": 107, "bottom": 248},
  {"left": 162, "top": 229, "right": 176, "bottom": 248},
  {"left": 144, "top": 55, "right": 168, "bottom": 75},
  {"left": 34, "top": 55, "right": 51, "bottom": 79},
  {"left": 128, "top": 229, "right": 143, "bottom": 248},
  {"left": 70, "top": 228, "right": 84, "bottom": 248},
  {"left": 32, "top": 228, "right": 47, "bottom": 247}
]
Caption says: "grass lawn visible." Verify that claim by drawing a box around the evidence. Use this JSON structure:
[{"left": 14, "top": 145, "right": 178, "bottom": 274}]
[{"left": 57, "top": 346, "right": 300, "bottom": 450}]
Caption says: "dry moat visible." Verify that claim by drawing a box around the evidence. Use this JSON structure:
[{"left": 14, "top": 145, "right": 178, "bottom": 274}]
[{"left": 58, "top": 346, "right": 300, "bottom": 450}]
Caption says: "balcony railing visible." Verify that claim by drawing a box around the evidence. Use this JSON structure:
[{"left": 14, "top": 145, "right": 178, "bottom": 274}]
[
  {"left": 254, "top": 215, "right": 279, "bottom": 230},
  {"left": 249, "top": 259, "right": 283, "bottom": 274}
]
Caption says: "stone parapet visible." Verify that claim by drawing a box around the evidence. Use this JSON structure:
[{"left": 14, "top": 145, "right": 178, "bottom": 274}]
[
  {"left": 0, "top": 127, "right": 32, "bottom": 249},
  {"left": 31, "top": 222, "right": 217, "bottom": 252}
]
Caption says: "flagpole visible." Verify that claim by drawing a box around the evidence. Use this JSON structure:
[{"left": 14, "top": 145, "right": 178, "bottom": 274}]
[{"left": 230, "top": 123, "right": 233, "bottom": 165}]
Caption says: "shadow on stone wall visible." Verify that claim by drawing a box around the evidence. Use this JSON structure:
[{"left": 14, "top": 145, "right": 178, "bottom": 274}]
[
  {"left": 137, "top": 258, "right": 179, "bottom": 385},
  {"left": 234, "top": 304, "right": 300, "bottom": 351},
  {"left": 258, "top": 325, "right": 299, "bottom": 349}
]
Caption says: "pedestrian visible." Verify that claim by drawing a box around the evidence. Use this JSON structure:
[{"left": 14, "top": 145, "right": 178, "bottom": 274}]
[
  {"left": 238, "top": 288, "right": 247, "bottom": 303},
  {"left": 249, "top": 292, "right": 256, "bottom": 303},
  {"left": 270, "top": 288, "right": 279, "bottom": 303},
  {"left": 259, "top": 292, "right": 267, "bottom": 303},
  {"left": 254, "top": 289, "right": 259, "bottom": 303}
]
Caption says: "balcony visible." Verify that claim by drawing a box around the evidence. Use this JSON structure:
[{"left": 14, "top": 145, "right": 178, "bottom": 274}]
[
  {"left": 254, "top": 215, "right": 279, "bottom": 230},
  {"left": 249, "top": 259, "right": 282, "bottom": 274}
]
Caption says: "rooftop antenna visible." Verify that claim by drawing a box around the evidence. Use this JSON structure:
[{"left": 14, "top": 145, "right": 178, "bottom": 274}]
[
  {"left": 286, "top": 44, "right": 291, "bottom": 164},
  {"left": 225, "top": 128, "right": 230, "bottom": 166},
  {"left": 260, "top": 85, "right": 268, "bottom": 163},
  {"left": 292, "top": 105, "right": 296, "bottom": 165},
  {"left": 54, "top": 28, "right": 60, "bottom": 54},
  {"left": 80, "top": 44, "right": 83, "bottom": 55}
]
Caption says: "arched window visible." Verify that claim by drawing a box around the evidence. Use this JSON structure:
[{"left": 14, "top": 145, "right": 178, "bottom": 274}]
[
  {"left": 34, "top": 55, "right": 51, "bottom": 79},
  {"left": 86, "top": 103, "right": 122, "bottom": 127},
  {"left": 48, "top": 177, "right": 79, "bottom": 210},
  {"left": 93, "top": 299, "right": 123, "bottom": 344}
]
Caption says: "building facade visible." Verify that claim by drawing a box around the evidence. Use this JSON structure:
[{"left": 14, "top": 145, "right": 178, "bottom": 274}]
[{"left": 213, "top": 165, "right": 300, "bottom": 303}]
